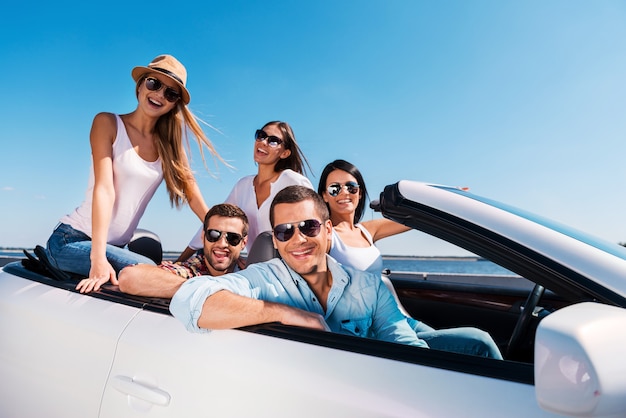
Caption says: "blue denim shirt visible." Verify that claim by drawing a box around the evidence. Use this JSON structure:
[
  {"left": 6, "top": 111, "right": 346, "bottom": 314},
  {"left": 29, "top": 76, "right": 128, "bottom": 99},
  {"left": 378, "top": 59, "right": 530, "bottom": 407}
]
[{"left": 170, "top": 256, "right": 428, "bottom": 348}]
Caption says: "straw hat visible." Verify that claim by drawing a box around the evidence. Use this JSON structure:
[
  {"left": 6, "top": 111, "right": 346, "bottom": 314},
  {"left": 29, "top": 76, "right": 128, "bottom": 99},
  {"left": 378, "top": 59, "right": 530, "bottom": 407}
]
[{"left": 131, "top": 54, "right": 190, "bottom": 104}]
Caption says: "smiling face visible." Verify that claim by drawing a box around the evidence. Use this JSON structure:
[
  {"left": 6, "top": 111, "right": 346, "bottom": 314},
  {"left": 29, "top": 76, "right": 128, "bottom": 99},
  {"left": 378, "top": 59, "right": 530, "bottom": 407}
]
[
  {"left": 137, "top": 73, "right": 181, "bottom": 115},
  {"left": 253, "top": 123, "right": 291, "bottom": 166},
  {"left": 271, "top": 199, "right": 332, "bottom": 279},
  {"left": 202, "top": 215, "right": 247, "bottom": 275},
  {"left": 323, "top": 169, "right": 362, "bottom": 219}
]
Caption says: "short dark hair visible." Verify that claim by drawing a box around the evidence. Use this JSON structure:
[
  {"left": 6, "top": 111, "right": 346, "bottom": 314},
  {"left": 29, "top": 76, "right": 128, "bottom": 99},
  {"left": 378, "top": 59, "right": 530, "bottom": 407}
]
[
  {"left": 317, "top": 159, "right": 368, "bottom": 222},
  {"left": 269, "top": 186, "right": 329, "bottom": 226},
  {"left": 204, "top": 203, "right": 249, "bottom": 236}
]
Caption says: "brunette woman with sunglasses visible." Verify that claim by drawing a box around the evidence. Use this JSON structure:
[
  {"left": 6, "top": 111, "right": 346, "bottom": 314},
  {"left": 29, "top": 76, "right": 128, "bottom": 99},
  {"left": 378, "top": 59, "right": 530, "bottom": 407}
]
[
  {"left": 44, "top": 55, "right": 224, "bottom": 294},
  {"left": 318, "top": 159, "right": 410, "bottom": 275},
  {"left": 318, "top": 159, "right": 503, "bottom": 359},
  {"left": 178, "top": 121, "right": 313, "bottom": 262}
]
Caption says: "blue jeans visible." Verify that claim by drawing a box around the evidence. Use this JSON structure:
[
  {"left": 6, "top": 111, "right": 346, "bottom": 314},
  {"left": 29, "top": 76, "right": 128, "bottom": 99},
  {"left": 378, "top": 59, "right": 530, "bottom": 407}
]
[
  {"left": 45, "top": 223, "right": 156, "bottom": 277},
  {"left": 408, "top": 318, "right": 503, "bottom": 360}
]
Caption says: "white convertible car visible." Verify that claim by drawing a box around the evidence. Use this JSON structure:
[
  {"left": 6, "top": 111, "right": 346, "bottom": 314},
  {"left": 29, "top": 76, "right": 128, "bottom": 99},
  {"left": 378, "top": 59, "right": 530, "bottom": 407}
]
[{"left": 2, "top": 180, "right": 626, "bottom": 417}]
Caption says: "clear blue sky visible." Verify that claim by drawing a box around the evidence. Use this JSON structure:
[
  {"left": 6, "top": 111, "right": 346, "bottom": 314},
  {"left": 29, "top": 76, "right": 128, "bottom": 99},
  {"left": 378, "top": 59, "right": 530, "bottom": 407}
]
[{"left": 2, "top": 1, "right": 625, "bottom": 256}]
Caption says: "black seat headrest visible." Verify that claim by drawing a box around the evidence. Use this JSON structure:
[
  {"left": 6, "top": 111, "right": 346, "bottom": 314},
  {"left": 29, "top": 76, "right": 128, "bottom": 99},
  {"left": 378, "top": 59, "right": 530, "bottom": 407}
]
[{"left": 245, "top": 231, "right": 279, "bottom": 266}]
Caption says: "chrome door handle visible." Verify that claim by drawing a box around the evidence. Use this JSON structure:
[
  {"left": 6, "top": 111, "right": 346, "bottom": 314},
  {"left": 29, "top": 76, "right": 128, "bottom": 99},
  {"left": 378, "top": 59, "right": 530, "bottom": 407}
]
[{"left": 111, "top": 375, "right": 171, "bottom": 406}]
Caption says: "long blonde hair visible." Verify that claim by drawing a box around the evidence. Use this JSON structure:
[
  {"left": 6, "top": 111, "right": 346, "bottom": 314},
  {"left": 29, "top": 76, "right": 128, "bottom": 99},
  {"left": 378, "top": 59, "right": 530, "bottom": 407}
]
[{"left": 145, "top": 81, "right": 225, "bottom": 208}]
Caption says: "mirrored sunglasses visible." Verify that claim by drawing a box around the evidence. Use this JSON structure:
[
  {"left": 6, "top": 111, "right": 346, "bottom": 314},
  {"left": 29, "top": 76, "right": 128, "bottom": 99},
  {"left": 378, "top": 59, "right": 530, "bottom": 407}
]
[
  {"left": 326, "top": 181, "right": 360, "bottom": 197},
  {"left": 255, "top": 129, "right": 284, "bottom": 147},
  {"left": 144, "top": 77, "right": 181, "bottom": 103},
  {"left": 273, "top": 219, "right": 323, "bottom": 242},
  {"left": 205, "top": 229, "right": 244, "bottom": 246}
]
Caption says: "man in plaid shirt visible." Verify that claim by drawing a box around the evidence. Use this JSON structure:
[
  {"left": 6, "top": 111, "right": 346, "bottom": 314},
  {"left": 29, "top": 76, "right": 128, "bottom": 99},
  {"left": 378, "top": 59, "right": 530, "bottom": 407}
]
[{"left": 118, "top": 204, "right": 248, "bottom": 298}]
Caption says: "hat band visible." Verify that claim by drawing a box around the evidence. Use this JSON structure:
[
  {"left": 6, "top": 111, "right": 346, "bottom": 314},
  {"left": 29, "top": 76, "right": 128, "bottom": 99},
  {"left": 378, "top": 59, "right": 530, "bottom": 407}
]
[{"left": 151, "top": 67, "right": 184, "bottom": 86}]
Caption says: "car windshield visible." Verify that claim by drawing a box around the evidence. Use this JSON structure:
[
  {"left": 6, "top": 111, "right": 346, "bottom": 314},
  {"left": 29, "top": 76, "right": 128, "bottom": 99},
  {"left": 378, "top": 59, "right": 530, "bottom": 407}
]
[{"left": 437, "top": 185, "right": 626, "bottom": 261}]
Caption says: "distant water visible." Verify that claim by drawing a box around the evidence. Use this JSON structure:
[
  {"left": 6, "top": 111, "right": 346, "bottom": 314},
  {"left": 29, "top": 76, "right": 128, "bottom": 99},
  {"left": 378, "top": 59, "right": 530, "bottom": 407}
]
[
  {"left": 382, "top": 257, "right": 516, "bottom": 276},
  {"left": 1, "top": 250, "right": 514, "bottom": 276},
  {"left": 0, "top": 250, "right": 26, "bottom": 258}
]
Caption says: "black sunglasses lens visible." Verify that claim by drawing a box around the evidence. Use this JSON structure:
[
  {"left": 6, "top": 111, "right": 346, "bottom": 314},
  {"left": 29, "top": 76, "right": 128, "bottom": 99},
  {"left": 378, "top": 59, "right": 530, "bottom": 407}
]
[
  {"left": 299, "top": 219, "right": 321, "bottom": 237},
  {"left": 273, "top": 224, "right": 295, "bottom": 242},
  {"left": 255, "top": 129, "right": 267, "bottom": 140},
  {"left": 255, "top": 130, "right": 282, "bottom": 146},
  {"left": 273, "top": 220, "right": 321, "bottom": 242},
  {"left": 145, "top": 77, "right": 179, "bottom": 102},
  {"left": 225, "top": 233, "right": 242, "bottom": 246},
  {"left": 267, "top": 136, "right": 282, "bottom": 146},
  {"left": 206, "top": 229, "right": 221, "bottom": 242},
  {"left": 163, "top": 88, "right": 180, "bottom": 102},
  {"left": 206, "top": 229, "right": 242, "bottom": 245},
  {"left": 274, "top": 224, "right": 296, "bottom": 242},
  {"left": 145, "top": 77, "right": 160, "bottom": 91}
]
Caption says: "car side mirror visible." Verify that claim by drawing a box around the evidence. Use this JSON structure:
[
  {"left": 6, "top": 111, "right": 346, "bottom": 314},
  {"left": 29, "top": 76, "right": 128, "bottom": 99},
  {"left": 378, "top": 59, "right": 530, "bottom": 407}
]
[{"left": 535, "top": 302, "right": 626, "bottom": 417}]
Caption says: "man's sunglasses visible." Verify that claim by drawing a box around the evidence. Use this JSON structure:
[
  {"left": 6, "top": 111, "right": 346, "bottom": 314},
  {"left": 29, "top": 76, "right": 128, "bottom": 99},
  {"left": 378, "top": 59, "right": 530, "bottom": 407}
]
[
  {"left": 326, "top": 181, "right": 360, "bottom": 197},
  {"left": 205, "top": 229, "right": 244, "bottom": 246},
  {"left": 255, "top": 129, "right": 284, "bottom": 147},
  {"left": 273, "top": 219, "right": 322, "bottom": 242},
  {"left": 144, "top": 77, "right": 181, "bottom": 103}
]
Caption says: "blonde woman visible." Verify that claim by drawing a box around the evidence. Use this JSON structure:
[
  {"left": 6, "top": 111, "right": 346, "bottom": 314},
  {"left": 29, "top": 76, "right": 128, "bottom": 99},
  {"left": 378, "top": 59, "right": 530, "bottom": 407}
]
[{"left": 45, "top": 54, "right": 222, "bottom": 293}]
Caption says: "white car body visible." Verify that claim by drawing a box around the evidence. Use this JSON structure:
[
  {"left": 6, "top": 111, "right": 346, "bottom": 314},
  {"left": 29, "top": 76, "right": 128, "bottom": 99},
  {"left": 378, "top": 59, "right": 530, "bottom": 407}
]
[{"left": 2, "top": 180, "right": 626, "bottom": 417}]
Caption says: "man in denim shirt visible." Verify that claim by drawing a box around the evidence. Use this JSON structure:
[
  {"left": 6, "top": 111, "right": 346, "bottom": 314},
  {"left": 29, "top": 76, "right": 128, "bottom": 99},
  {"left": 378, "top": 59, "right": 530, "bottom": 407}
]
[{"left": 170, "top": 185, "right": 428, "bottom": 347}]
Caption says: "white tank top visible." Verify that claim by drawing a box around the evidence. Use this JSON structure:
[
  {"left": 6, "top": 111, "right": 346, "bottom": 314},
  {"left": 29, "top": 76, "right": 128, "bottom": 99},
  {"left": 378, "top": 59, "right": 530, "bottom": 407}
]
[
  {"left": 60, "top": 114, "right": 163, "bottom": 245},
  {"left": 329, "top": 224, "right": 383, "bottom": 274}
]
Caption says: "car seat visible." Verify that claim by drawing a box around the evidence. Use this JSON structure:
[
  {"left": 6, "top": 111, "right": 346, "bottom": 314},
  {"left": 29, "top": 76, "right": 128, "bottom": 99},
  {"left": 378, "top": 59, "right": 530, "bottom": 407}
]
[
  {"left": 245, "top": 231, "right": 279, "bottom": 266},
  {"left": 128, "top": 228, "right": 163, "bottom": 264}
]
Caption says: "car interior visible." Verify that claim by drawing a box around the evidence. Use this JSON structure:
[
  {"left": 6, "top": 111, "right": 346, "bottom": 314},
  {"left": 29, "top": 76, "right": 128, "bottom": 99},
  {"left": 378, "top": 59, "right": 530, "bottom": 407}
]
[{"left": 11, "top": 225, "right": 599, "bottom": 371}]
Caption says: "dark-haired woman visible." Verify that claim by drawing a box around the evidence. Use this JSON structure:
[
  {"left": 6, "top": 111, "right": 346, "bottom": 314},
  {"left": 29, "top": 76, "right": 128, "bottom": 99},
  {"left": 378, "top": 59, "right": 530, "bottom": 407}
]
[
  {"left": 318, "top": 159, "right": 410, "bottom": 274},
  {"left": 179, "top": 121, "right": 313, "bottom": 260},
  {"left": 319, "top": 159, "right": 502, "bottom": 359}
]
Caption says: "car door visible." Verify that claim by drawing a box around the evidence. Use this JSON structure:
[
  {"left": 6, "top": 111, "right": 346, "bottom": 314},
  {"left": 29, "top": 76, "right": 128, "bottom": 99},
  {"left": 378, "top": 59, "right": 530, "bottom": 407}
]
[
  {"left": 100, "top": 307, "right": 558, "bottom": 417},
  {"left": 0, "top": 272, "right": 139, "bottom": 418}
]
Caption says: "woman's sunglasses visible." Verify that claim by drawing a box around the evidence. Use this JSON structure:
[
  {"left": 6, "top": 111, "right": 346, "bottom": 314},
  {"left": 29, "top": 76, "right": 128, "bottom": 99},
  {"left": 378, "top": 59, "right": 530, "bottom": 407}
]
[
  {"left": 205, "top": 229, "right": 244, "bottom": 246},
  {"left": 326, "top": 181, "right": 360, "bottom": 197},
  {"left": 255, "top": 129, "right": 284, "bottom": 147},
  {"left": 273, "top": 219, "right": 322, "bottom": 242},
  {"left": 144, "top": 77, "right": 181, "bottom": 103}
]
